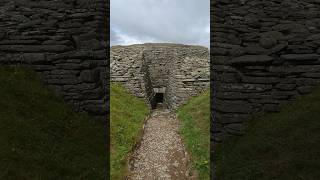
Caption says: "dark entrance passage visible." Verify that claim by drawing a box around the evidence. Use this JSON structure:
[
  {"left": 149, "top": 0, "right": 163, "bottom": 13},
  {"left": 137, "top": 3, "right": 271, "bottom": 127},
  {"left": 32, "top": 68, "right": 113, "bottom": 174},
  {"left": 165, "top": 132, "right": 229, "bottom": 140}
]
[{"left": 151, "top": 93, "right": 164, "bottom": 109}]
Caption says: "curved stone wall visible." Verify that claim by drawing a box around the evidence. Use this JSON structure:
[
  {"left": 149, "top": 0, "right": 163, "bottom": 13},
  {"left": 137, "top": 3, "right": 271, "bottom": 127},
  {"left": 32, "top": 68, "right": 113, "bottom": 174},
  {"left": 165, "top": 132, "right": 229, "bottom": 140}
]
[
  {"left": 111, "top": 43, "right": 210, "bottom": 109},
  {"left": 211, "top": 0, "right": 320, "bottom": 143},
  {"left": 0, "top": 0, "right": 108, "bottom": 120}
]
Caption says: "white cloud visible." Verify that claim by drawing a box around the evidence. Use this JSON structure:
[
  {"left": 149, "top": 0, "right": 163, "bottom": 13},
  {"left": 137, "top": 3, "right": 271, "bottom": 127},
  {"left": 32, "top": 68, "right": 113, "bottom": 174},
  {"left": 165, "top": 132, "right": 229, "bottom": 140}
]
[{"left": 110, "top": 0, "right": 210, "bottom": 47}]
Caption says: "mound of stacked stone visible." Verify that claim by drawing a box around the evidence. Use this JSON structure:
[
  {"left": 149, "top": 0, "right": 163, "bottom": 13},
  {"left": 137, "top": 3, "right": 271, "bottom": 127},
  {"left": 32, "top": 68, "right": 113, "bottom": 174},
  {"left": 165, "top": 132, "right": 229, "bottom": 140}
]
[{"left": 111, "top": 43, "right": 210, "bottom": 110}]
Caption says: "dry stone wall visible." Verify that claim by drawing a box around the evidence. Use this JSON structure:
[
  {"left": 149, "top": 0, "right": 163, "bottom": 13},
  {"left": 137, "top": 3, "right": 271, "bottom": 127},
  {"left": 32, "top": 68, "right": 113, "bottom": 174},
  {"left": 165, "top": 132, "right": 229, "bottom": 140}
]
[
  {"left": 111, "top": 43, "right": 210, "bottom": 110},
  {"left": 0, "top": 0, "right": 108, "bottom": 120},
  {"left": 211, "top": 0, "right": 320, "bottom": 144}
]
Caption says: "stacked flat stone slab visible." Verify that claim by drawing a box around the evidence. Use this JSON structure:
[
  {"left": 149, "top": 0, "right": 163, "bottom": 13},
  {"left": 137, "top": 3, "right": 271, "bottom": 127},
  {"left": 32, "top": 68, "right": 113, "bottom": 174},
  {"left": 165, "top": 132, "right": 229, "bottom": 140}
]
[
  {"left": 0, "top": 0, "right": 108, "bottom": 120},
  {"left": 111, "top": 43, "right": 210, "bottom": 109},
  {"left": 211, "top": 0, "right": 320, "bottom": 177},
  {"left": 211, "top": 0, "right": 320, "bottom": 143}
]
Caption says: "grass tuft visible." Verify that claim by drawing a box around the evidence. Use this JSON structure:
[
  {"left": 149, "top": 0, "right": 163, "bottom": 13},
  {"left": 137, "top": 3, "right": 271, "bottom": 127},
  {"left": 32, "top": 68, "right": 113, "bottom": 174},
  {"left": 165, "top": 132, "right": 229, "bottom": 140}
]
[
  {"left": 0, "top": 66, "right": 107, "bottom": 179},
  {"left": 177, "top": 90, "right": 210, "bottom": 180},
  {"left": 110, "top": 82, "right": 149, "bottom": 179},
  {"left": 214, "top": 86, "right": 320, "bottom": 180}
]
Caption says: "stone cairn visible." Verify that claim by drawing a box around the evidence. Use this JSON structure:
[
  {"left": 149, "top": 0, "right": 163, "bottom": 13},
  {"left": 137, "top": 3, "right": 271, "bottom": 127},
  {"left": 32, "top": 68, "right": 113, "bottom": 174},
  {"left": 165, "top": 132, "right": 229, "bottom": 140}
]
[
  {"left": 111, "top": 43, "right": 210, "bottom": 110},
  {"left": 0, "top": 0, "right": 109, "bottom": 121}
]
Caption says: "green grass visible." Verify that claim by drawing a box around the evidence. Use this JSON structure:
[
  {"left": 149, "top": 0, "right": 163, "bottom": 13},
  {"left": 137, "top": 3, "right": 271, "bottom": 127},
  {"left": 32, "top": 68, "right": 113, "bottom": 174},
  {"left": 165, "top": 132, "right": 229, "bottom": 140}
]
[
  {"left": 110, "top": 82, "right": 149, "bottom": 180},
  {"left": 214, "top": 86, "right": 320, "bottom": 180},
  {"left": 177, "top": 90, "right": 210, "bottom": 180},
  {"left": 0, "top": 66, "right": 107, "bottom": 180}
]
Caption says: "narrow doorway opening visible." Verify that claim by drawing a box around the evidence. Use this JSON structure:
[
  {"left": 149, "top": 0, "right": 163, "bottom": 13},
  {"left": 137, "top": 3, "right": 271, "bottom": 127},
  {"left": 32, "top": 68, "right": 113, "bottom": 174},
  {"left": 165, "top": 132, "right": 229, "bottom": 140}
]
[{"left": 152, "top": 93, "right": 164, "bottom": 109}]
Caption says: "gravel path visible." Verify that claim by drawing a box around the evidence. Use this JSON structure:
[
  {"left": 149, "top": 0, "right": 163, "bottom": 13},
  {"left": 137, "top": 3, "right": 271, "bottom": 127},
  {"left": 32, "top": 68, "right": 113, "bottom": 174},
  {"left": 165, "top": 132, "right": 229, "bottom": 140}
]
[{"left": 128, "top": 108, "right": 197, "bottom": 180}]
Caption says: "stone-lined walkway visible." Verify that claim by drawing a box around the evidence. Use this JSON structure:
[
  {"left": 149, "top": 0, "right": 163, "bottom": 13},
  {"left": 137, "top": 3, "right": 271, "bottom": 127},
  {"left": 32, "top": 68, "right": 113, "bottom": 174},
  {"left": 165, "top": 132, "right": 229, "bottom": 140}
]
[{"left": 128, "top": 108, "right": 196, "bottom": 180}]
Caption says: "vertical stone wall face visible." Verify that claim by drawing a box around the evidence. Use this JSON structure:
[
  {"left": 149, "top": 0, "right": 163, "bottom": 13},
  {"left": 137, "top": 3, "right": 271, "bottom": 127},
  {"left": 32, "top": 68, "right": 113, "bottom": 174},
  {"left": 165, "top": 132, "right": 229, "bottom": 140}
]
[
  {"left": 110, "top": 43, "right": 210, "bottom": 109},
  {"left": 111, "top": 45, "right": 146, "bottom": 97},
  {"left": 143, "top": 48, "right": 171, "bottom": 88},
  {"left": 0, "top": 0, "right": 108, "bottom": 120},
  {"left": 211, "top": 0, "right": 320, "bottom": 144},
  {"left": 168, "top": 49, "right": 210, "bottom": 109}
]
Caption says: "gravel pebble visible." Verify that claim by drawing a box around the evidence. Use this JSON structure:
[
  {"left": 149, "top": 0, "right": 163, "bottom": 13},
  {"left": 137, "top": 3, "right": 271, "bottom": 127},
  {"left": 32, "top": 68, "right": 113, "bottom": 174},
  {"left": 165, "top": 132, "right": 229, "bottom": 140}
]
[{"left": 128, "top": 109, "right": 197, "bottom": 180}]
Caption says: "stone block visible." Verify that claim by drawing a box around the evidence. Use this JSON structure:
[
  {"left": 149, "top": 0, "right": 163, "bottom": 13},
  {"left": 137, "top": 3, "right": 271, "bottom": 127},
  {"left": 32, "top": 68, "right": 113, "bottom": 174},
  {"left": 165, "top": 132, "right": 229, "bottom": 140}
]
[
  {"left": 0, "top": 40, "right": 40, "bottom": 45},
  {"left": 79, "top": 69, "right": 100, "bottom": 83},
  {"left": 81, "top": 88, "right": 104, "bottom": 100},
  {"left": 18, "top": 19, "right": 42, "bottom": 29},
  {"left": 275, "top": 83, "right": 296, "bottom": 91},
  {"left": 215, "top": 99, "right": 252, "bottom": 114},
  {"left": 244, "top": 46, "right": 268, "bottom": 55},
  {"left": 259, "top": 37, "right": 277, "bottom": 49},
  {"left": 229, "top": 55, "right": 274, "bottom": 65},
  {"left": 23, "top": 53, "right": 46, "bottom": 64},
  {"left": 218, "top": 83, "right": 273, "bottom": 93},
  {"left": 281, "top": 54, "right": 320, "bottom": 61},
  {"left": 302, "top": 72, "right": 320, "bottom": 78},
  {"left": 0, "top": 45, "right": 73, "bottom": 53},
  {"left": 241, "top": 76, "right": 280, "bottom": 84}
]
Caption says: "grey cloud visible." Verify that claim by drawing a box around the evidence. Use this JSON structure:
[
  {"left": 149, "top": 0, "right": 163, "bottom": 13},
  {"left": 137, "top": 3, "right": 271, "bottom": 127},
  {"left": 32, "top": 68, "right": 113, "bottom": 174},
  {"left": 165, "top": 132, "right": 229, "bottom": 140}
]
[{"left": 111, "top": 0, "right": 210, "bottom": 47}]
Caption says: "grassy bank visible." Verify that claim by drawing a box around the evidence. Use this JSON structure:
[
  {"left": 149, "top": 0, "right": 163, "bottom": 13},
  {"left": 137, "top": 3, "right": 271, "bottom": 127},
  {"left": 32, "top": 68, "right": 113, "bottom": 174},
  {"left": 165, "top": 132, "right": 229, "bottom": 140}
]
[
  {"left": 214, "top": 86, "right": 320, "bottom": 180},
  {"left": 110, "top": 82, "right": 149, "bottom": 179},
  {"left": 0, "top": 66, "right": 106, "bottom": 179},
  {"left": 177, "top": 90, "right": 210, "bottom": 180}
]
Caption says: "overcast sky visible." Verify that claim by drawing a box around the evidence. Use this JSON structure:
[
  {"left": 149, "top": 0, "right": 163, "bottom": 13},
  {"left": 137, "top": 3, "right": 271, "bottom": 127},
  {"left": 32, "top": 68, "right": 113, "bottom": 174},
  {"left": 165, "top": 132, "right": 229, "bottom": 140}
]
[{"left": 110, "top": 0, "right": 210, "bottom": 48}]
